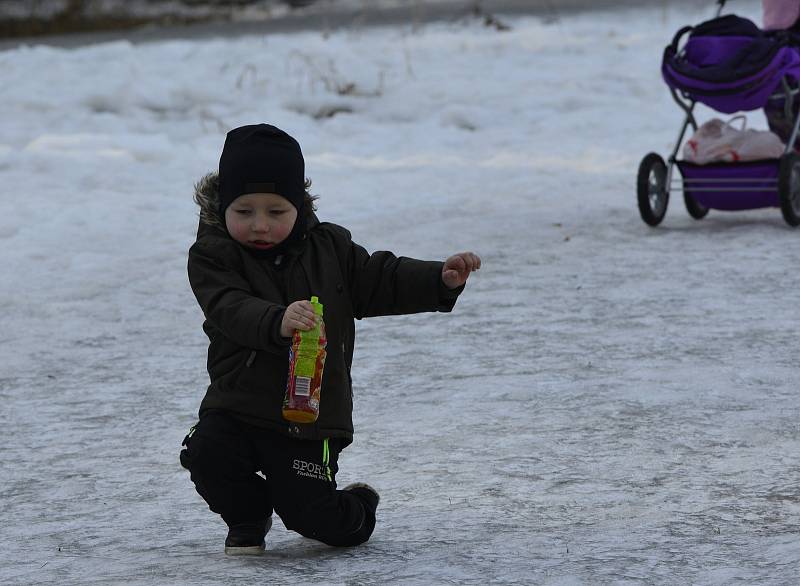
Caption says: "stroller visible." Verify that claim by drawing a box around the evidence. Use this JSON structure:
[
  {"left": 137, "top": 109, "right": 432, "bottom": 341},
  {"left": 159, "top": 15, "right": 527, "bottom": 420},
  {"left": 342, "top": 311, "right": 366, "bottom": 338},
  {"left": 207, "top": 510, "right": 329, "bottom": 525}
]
[{"left": 637, "top": 0, "right": 800, "bottom": 227}]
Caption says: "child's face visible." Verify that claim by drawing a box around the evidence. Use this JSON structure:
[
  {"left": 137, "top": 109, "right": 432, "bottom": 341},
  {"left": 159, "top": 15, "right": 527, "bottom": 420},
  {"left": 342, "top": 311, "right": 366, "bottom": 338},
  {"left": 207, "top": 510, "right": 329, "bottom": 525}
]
[{"left": 224, "top": 193, "right": 298, "bottom": 251}]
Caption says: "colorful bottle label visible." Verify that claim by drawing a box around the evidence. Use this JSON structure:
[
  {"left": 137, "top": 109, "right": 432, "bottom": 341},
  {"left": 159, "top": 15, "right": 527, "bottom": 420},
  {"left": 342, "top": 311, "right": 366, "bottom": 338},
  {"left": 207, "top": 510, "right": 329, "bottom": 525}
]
[{"left": 283, "top": 296, "right": 326, "bottom": 423}]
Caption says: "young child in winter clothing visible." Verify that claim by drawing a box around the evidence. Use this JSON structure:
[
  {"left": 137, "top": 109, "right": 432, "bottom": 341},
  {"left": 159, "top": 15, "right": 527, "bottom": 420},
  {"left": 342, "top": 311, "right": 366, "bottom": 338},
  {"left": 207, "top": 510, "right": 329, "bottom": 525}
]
[
  {"left": 762, "top": 1, "right": 800, "bottom": 147},
  {"left": 181, "top": 123, "right": 481, "bottom": 554}
]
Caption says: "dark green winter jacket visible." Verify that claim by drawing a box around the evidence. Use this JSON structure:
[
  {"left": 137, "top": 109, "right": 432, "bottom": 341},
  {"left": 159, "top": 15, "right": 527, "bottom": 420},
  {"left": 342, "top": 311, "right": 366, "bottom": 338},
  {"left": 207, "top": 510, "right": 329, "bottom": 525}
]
[{"left": 188, "top": 173, "right": 462, "bottom": 444}]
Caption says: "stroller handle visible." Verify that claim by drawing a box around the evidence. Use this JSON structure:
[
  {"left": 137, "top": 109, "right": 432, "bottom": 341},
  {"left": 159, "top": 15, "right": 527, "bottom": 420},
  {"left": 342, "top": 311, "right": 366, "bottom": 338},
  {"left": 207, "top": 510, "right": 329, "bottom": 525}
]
[{"left": 669, "top": 25, "right": 694, "bottom": 53}]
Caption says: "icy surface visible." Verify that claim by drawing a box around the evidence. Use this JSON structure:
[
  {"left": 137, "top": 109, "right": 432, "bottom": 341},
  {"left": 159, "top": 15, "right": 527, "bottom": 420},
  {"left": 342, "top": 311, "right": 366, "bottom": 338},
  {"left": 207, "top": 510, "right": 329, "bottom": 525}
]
[{"left": 2, "top": 1, "right": 800, "bottom": 584}]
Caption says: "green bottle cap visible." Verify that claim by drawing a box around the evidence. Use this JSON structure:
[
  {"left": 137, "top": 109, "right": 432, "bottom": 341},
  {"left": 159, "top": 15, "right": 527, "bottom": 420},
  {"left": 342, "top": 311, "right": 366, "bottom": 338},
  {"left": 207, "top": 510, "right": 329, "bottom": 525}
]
[{"left": 310, "top": 295, "right": 323, "bottom": 316}]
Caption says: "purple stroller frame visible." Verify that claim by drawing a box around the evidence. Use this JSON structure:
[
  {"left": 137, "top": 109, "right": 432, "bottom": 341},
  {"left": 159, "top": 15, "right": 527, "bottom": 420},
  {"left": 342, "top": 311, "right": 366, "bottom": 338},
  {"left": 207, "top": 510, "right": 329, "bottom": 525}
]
[
  {"left": 638, "top": 0, "right": 800, "bottom": 227},
  {"left": 663, "top": 3, "right": 800, "bottom": 212}
]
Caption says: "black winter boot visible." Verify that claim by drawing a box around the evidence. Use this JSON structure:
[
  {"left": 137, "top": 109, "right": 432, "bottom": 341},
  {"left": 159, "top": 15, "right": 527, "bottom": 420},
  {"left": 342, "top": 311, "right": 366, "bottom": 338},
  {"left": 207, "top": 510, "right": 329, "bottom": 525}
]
[
  {"left": 224, "top": 517, "right": 272, "bottom": 556},
  {"left": 343, "top": 483, "right": 380, "bottom": 513}
]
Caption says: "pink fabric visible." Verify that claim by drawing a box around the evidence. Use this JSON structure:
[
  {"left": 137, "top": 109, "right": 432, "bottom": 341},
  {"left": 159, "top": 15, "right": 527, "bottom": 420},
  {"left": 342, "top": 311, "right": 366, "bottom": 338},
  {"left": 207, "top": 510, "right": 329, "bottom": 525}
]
[{"left": 763, "top": 0, "right": 800, "bottom": 30}]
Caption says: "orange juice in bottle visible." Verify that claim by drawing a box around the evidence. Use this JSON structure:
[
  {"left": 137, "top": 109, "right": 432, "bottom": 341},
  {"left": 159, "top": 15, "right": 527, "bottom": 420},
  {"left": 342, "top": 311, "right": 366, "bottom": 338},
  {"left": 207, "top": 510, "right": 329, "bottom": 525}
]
[{"left": 283, "top": 296, "right": 327, "bottom": 423}]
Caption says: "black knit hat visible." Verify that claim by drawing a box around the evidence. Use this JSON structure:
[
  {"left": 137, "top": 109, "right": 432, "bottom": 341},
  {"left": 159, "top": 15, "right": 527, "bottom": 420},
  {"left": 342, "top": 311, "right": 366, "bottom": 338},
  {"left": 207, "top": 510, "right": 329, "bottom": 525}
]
[{"left": 217, "top": 124, "right": 305, "bottom": 218}]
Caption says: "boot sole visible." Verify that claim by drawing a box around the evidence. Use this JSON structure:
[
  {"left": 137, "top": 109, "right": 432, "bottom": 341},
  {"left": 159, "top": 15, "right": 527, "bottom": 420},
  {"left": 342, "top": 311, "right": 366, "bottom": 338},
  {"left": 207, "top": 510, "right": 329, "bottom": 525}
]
[{"left": 224, "top": 543, "right": 266, "bottom": 556}]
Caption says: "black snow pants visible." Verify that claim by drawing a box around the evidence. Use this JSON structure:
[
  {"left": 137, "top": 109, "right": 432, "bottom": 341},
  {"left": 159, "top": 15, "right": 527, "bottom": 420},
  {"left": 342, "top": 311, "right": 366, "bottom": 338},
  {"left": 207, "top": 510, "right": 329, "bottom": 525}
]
[{"left": 179, "top": 409, "right": 376, "bottom": 547}]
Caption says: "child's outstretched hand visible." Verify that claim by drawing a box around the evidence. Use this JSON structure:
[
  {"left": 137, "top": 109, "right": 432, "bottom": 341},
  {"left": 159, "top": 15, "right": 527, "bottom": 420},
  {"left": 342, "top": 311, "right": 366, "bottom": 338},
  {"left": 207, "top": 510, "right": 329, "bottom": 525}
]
[
  {"left": 442, "top": 252, "right": 481, "bottom": 289},
  {"left": 280, "top": 300, "right": 318, "bottom": 338}
]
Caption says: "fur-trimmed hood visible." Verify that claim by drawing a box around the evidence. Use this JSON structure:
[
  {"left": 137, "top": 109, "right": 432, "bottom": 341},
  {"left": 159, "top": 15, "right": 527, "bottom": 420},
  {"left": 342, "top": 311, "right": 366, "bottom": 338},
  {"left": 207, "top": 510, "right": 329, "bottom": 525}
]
[{"left": 193, "top": 171, "right": 224, "bottom": 229}]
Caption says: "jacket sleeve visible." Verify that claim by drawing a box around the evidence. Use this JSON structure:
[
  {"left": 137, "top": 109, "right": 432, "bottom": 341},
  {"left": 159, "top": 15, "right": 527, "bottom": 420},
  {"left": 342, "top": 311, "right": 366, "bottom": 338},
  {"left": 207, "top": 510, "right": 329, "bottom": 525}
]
[
  {"left": 339, "top": 229, "right": 463, "bottom": 319},
  {"left": 188, "top": 240, "right": 289, "bottom": 352}
]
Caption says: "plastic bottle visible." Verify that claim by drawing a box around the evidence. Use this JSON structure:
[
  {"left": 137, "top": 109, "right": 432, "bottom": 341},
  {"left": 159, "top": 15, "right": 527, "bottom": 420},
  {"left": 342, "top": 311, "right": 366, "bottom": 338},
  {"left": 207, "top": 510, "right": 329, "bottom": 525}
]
[{"left": 283, "top": 296, "right": 327, "bottom": 423}]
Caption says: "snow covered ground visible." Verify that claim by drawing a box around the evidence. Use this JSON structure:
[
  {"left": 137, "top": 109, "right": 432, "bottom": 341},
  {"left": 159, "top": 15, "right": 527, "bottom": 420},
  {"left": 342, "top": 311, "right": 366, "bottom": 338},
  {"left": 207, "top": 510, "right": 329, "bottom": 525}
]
[{"left": 2, "top": 0, "right": 799, "bottom": 584}]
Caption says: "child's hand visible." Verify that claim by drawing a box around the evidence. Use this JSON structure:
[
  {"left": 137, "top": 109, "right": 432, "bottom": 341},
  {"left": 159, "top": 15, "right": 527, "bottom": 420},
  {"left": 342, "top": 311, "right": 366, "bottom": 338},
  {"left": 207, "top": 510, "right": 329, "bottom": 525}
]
[
  {"left": 280, "top": 300, "right": 318, "bottom": 338},
  {"left": 441, "top": 252, "right": 481, "bottom": 289}
]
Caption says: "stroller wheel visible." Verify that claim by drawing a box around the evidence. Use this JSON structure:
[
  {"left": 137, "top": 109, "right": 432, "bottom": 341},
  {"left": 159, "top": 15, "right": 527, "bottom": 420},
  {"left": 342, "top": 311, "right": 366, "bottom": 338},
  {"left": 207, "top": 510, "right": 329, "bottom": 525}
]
[
  {"left": 684, "top": 193, "right": 709, "bottom": 220},
  {"left": 779, "top": 153, "right": 800, "bottom": 227},
  {"left": 637, "top": 153, "right": 669, "bottom": 226}
]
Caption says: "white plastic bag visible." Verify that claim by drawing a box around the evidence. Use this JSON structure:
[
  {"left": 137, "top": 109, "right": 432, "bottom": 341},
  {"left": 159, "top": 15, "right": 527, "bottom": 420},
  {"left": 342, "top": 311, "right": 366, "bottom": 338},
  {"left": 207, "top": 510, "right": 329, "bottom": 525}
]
[{"left": 683, "top": 116, "right": 785, "bottom": 164}]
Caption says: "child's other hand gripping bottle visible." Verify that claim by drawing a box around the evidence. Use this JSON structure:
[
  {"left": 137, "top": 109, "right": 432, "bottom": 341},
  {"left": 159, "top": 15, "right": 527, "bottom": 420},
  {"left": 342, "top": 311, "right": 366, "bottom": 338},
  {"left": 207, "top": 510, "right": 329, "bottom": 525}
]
[{"left": 283, "top": 296, "right": 327, "bottom": 423}]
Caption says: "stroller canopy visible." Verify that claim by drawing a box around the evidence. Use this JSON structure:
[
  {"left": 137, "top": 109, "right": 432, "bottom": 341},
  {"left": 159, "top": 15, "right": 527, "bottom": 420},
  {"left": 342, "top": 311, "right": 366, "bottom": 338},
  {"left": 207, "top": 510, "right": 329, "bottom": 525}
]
[{"left": 662, "top": 15, "right": 800, "bottom": 113}]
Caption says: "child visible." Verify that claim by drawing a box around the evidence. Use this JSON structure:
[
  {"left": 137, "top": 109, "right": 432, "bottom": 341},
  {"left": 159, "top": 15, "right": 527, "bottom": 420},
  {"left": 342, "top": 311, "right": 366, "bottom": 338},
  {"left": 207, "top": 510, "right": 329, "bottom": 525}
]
[
  {"left": 762, "top": 0, "right": 800, "bottom": 148},
  {"left": 762, "top": 0, "right": 800, "bottom": 32},
  {"left": 180, "top": 123, "right": 481, "bottom": 554}
]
